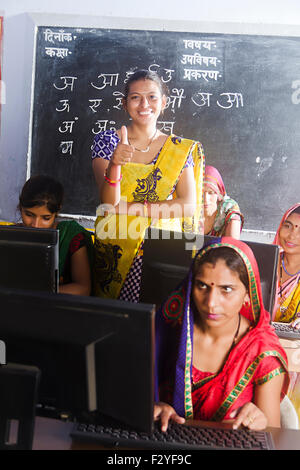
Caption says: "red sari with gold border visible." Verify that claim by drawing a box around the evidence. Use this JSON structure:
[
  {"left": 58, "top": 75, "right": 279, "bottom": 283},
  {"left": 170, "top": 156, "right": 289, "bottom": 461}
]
[{"left": 155, "top": 237, "right": 289, "bottom": 421}]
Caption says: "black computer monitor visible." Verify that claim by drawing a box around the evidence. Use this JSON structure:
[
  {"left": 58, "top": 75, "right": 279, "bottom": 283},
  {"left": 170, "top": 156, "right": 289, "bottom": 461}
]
[
  {"left": 140, "top": 229, "right": 279, "bottom": 315},
  {"left": 0, "top": 225, "right": 59, "bottom": 293},
  {"left": 0, "top": 286, "right": 155, "bottom": 433}
]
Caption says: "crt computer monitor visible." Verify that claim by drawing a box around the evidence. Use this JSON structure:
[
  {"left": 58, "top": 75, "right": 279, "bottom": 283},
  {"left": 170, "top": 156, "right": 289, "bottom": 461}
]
[
  {"left": 140, "top": 228, "right": 279, "bottom": 315},
  {"left": 0, "top": 225, "right": 59, "bottom": 293},
  {"left": 0, "top": 286, "right": 155, "bottom": 433}
]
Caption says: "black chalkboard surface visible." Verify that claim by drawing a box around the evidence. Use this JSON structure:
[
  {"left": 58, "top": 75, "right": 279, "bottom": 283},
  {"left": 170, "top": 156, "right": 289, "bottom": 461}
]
[{"left": 30, "top": 26, "right": 300, "bottom": 231}]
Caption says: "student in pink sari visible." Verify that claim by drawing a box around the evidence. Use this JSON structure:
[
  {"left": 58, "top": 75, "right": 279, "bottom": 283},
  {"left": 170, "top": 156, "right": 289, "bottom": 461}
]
[
  {"left": 203, "top": 166, "right": 243, "bottom": 238},
  {"left": 272, "top": 203, "right": 300, "bottom": 327}
]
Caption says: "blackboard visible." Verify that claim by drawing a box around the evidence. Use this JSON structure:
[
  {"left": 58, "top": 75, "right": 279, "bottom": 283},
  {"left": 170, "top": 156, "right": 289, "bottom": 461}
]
[{"left": 30, "top": 25, "right": 300, "bottom": 231}]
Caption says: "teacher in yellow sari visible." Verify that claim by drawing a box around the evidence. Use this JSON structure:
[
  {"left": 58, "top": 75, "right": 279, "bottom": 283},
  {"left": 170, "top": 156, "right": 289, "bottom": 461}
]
[
  {"left": 92, "top": 70, "right": 204, "bottom": 301},
  {"left": 273, "top": 203, "right": 300, "bottom": 327}
]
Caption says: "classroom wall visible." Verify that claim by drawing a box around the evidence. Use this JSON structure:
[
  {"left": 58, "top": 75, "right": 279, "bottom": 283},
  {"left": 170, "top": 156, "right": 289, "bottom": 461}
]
[
  {"left": 2, "top": 0, "right": 300, "bottom": 24},
  {"left": 1, "top": 0, "right": 300, "bottom": 239}
]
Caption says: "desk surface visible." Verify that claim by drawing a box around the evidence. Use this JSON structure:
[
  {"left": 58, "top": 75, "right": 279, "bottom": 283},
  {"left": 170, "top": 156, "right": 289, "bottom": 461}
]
[{"left": 32, "top": 416, "right": 300, "bottom": 451}]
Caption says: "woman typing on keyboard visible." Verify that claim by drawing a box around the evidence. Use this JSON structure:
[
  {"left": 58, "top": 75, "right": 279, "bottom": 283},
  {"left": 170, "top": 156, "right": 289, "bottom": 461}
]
[
  {"left": 154, "top": 237, "right": 289, "bottom": 431},
  {"left": 272, "top": 203, "right": 300, "bottom": 329}
]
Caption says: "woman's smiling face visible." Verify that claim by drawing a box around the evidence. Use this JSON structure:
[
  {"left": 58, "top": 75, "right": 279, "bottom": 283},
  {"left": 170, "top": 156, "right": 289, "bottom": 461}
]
[
  {"left": 123, "top": 78, "right": 166, "bottom": 125},
  {"left": 279, "top": 212, "right": 300, "bottom": 255}
]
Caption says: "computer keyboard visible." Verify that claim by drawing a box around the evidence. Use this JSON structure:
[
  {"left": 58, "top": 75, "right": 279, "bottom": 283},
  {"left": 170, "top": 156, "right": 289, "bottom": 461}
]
[
  {"left": 272, "top": 322, "right": 300, "bottom": 340},
  {"left": 71, "top": 420, "right": 275, "bottom": 450}
]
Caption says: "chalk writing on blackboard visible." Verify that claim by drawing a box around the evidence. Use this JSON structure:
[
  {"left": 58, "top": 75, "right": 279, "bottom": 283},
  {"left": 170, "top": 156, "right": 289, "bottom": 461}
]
[
  {"left": 166, "top": 88, "right": 186, "bottom": 111},
  {"left": 92, "top": 121, "right": 117, "bottom": 134},
  {"left": 56, "top": 99, "right": 70, "bottom": 112},
  {"left": 191, "top": 92, "right": 244, "bottom": 109},
  {"left": 147, "top": 64, "right": 174, "bottom": 83},
  {"left": 182, "top": 39, "right": 217, "bottom": 50},
  {"left": 53, "top": 76, "right": 77, "bottom": 91},
  {"left": 36, "top": 25, "right": 300, "bottom": 231},
  {"left": 59, "top": 141, "right": 73, "bottom": 155},
  {"left": 45, "top": 47, "right": 72, "bottom": 58},
  {"left": 89, "top": 99, "right": 102, "bottom": 113},
  {"left": 43, "top": 28, "right": 76, "bottom": 58},
  {"left": 36, "top": 25, "right": 244, "bottom": 168},
  {"left": 180, "top": 38, "right": 223, "bottom": 82},
  {"left": 43, "top": 28, "right": 76, "bottom": 42},
  {"left": 91, "top": 74, "right": 119, "bottom": 90},
  {"left": 35, "top": 27, "right": 244, "bottom": 165}
]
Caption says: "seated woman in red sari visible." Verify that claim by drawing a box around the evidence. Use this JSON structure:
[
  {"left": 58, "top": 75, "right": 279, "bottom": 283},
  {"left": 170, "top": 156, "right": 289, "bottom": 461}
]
[
  {"left": 154, "top": 237, "right": 289, "bottom": 431},
  {"left": 203, "top": 166, "right": 243, "bottom": 238},
  {"left": 272, "top": 203, "right": 300, "bottom": 328}
]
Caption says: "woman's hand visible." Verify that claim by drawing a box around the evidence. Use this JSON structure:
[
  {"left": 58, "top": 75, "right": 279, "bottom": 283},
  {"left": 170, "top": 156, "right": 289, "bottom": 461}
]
[
  {"left": 111, "top": 126, "right": 134, "bottom": 166},
  {"left": 228, "top": 402, "right": 268, "bottom": 430},
  {"left": 154, "top": 402, "right": 185, "bottom": 432},
  {"left": 93, "top": 126, "right": 133, "bottom": 206},
  {"left": 290, "top": 313, "right": 300, "bottom": 330}
]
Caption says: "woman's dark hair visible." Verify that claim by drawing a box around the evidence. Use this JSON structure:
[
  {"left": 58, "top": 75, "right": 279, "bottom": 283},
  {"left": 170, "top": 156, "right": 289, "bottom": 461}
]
[
  {"left": 290, "top": 206, "right": 300, "bottom": 217},
  {"left": 123, "top": 69, "right": 169, "bottom": 100},
  {"left": 18, "top": 175, "right": 64, "bottom": 214},
  {"left": 193, "top": 246, "right": 249, "bottom": 291}
]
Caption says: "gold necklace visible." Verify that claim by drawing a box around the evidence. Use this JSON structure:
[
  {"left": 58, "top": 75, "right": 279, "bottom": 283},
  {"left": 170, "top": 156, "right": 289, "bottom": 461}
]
[{"left": 128, "top": 129, "right": 157, "bottom": 153}]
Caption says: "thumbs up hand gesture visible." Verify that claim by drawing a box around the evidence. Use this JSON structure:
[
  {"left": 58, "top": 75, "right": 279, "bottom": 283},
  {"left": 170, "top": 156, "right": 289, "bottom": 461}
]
[
  {"left": 120, "top": 125, "right": 129, "bottom": 145},
  {"left": 112, "top": 126, "right": 134, "bottom": 166}
]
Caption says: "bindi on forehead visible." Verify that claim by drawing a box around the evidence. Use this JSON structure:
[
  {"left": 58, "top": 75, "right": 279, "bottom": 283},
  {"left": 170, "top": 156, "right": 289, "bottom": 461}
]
[{"left": 286, "top": 214, "right": 300, "bottom": 228}]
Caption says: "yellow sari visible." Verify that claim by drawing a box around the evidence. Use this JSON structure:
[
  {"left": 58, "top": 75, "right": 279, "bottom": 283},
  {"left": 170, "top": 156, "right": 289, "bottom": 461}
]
[
  {"left": 273, "top": 203, "right": 300, "bottom": 322},
  {"left": 274, "top": 277, "right": 300, "bottom": 323},
  {"left": 94, "top": 135, "right": 204, "bottom": 299}
]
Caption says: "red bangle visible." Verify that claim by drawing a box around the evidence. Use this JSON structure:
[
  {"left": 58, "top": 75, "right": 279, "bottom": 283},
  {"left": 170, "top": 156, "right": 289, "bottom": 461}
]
[{"left": 104, "top": 170, "right": 122, "bottom": 186}]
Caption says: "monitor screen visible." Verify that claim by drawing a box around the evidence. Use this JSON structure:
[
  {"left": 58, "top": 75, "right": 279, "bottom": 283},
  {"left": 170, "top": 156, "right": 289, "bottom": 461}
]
[
  {"left": 0, "top": 225, "right": 59, "bottom": 293},
  {"left": 140, "top": 229, "right": 279, "bottom": 315},
  {"left": 0, "top": 287, "right": 155, "bottom": 433}
]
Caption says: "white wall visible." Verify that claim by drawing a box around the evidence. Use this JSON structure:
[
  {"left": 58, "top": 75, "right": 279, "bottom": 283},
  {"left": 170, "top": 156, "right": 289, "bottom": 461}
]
[
  {"left": 2, "top": 0, "right": 300, "bottom": 24},
  {"left": 1, "top": 0, "right": 300, "bottom": 237}
]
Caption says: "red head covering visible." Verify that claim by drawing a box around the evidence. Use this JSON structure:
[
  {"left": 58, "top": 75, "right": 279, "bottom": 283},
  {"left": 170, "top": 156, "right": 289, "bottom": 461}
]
[
  {"left": 273, "top": 203, "right": 300, "bottom": 247},
  {"left": 204, "top": 165, "right": 226, "bottom": 198},
  {"left": 155, "top": 237, "right": 289, "bottom": 421}
]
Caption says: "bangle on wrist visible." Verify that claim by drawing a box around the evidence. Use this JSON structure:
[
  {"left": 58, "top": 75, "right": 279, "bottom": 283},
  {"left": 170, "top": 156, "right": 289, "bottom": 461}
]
[{"left": 104, "top": 169, "right": 122, "bottom": 186}]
